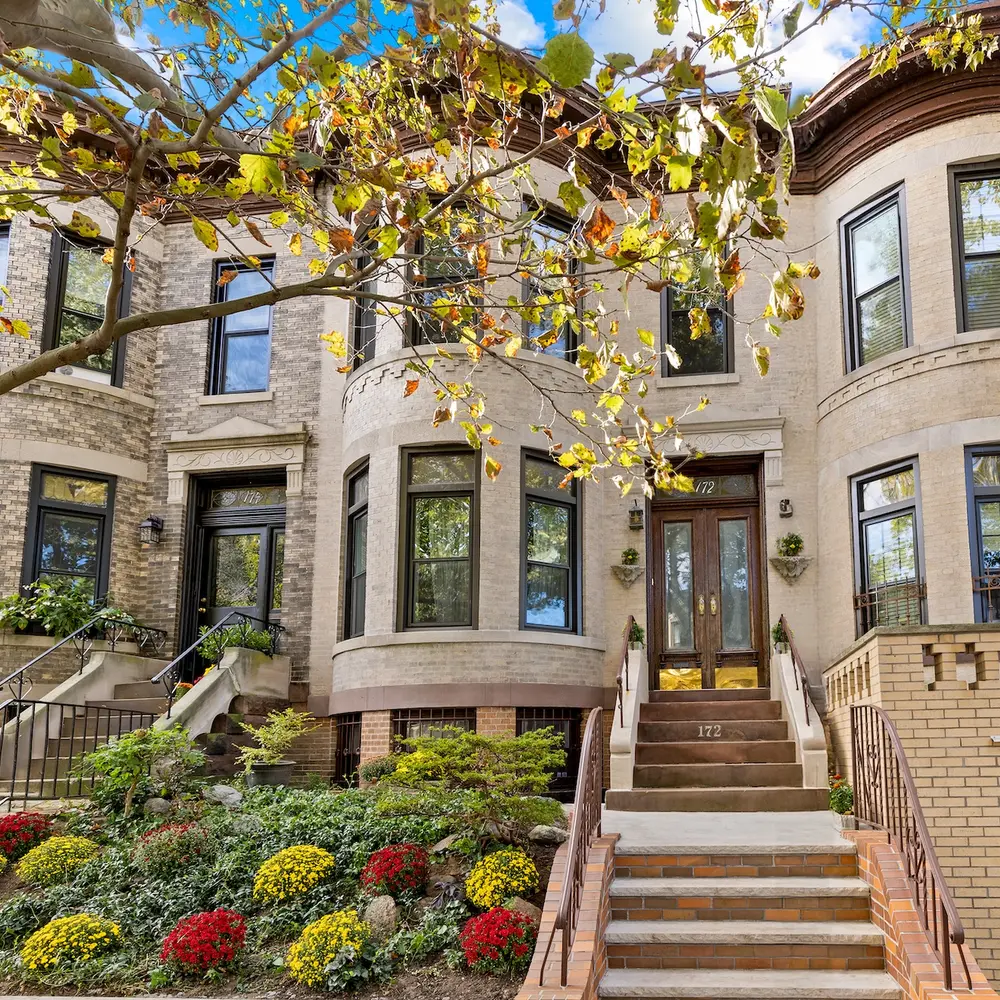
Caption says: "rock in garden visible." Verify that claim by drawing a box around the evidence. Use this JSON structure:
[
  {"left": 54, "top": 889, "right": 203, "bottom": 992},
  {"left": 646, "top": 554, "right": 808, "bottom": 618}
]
[
  {"left": 203, "top": 784, "right": 243, "bottom": 808},
  {"left": 529, "top": 824, "right": 569, "bottom": 844},
  {"left": 506, "top": 896, "right": 542, "bottom": 923},
  {"left": 142, "top": 797, "right": 171, "bottom": 816},
  {"left": 363, "top": 895, "right": 398, "bottom": 942},
  {"left": 431, "top": 833, "right": 459, "bottom": 853}
]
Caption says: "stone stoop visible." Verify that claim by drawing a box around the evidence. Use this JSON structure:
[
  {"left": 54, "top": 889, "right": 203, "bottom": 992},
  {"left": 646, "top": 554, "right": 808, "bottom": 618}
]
[{"left": 597, "top": 812, "right": 903, "bottom": 1000}]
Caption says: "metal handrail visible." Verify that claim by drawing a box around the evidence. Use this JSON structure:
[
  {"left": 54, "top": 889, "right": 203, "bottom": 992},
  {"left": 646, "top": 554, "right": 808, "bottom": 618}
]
[
  {"left": 150, "top": 612, "right": 285, "bottom": 719},
  {"left": 616, "top": 614, "right": 635, "bottom": 727},
  {"left": 538, "top": 706, "right": 603, "bottom": 987},
  {"left": 851, "top": 704, "right": 972, "bottom": 990},
  {"left": 777, "top": 614, "right": 810, "bottom": 726}
]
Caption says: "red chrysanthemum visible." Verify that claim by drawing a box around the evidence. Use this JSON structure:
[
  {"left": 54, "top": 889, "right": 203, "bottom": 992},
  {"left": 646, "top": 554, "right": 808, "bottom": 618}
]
[
  {"left": 160, "top": 909, "right": 247, "bottom": 973},
  {"left": 360, "top": 843, "right": 429, "bottom": 899},
  {"left": 0, "top": 812, "right": 52, "bottom": 862},
  {"left": 460, "top": 907, "right": 538, "bottom": 974}
]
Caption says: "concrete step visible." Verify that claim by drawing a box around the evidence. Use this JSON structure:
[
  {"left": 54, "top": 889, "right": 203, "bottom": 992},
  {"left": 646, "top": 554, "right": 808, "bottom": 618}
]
[
  {"left": 636, "top": 741, "right": 797, "bottom": 765},
  {"left": 649, "top": 689, "right": 771, "bottom": 703},
  {"left": 610, "top": 877, "right": 870, "bottom": 900},
  {"left": 638, "top": 721, "right": 789, "bottom": 743},
  {"left": 605, "top": 921, "right": 882, "bottom": 946},
  {"left": 598, "top": 969, "right": 902, "bottom": 998},
  {"left": 641, "top": 702, "right": 783, "bottom": 723},
  {"left": 605, "top": 787, "right": 830, "bottom": 813},
  {"left": 84, "top": 698, "right": 167, "bottom": 715},
  {"left": 113, "top": 681, "right": 164, "bottom": 699},
  {"left": 634, "top": 762, "right": 803, "bottom": 789}
]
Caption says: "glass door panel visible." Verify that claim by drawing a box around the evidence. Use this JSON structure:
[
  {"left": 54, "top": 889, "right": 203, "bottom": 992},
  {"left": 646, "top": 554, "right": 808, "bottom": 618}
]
[
  {"left": 659, "top": 520, "right": 702, "bottom": 691},
  {"left": 716, "top": 517, "right": 757, "bottom": 689},
  {"left": 977, "top": 500, "right": 1000, "bottom": 622},
  {"left": 209, "top": 532, "right": 260, "bottom": 612}
]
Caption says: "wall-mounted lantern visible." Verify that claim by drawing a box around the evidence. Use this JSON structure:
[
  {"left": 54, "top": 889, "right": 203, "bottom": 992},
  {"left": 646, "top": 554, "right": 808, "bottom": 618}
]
[
  {"left": 628, "top": 499, "right": 644, "bottom": 531},
  {"left": 779, "top": 498, "right": 794, "bottom": 518},
  {"left": 139, "top": 515, "right": 164, "bottom": 545}
]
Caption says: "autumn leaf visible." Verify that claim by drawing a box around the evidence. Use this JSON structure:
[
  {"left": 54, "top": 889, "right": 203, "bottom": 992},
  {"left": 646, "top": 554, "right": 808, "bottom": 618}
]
[
  {"left": 320, "top": 331, "right": 347, "bottom": 358},
  {"left": 244, "top": 220, "right": 271, "bottom": 247},
  {"left": 68, "top": 212, "right": 100, "bottom": 239},
  {"left": 485, "top": 455, "right": 502, "bottom": 481},
  {"left": 191, "top": 217, "right": 218, "bottom": 251},
  {"left": 329, "top": 228, "right": 355, "bottom": 253},
  {"left": 404, "top": 379, "right": 419, "bottom": 397},
  {"left": 474, "top": 242, "right": 489, "bottom": 276},
  {"left": 288, "top": 233, "right": 302, "bottom": 256},
  {"left": 583, "top": 206, "right": 615, "bottom": 247},
  {"left": 217, "top": 269, "right": 239, "bottom": 286}
]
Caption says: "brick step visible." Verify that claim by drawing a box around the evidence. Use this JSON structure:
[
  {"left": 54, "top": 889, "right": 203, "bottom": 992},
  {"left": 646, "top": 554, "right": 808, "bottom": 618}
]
[
  {"left": 641, "top": 702, "right": 783, "bottom": 723},
  {"left": 636, "top": 741, "right": 797, "bottom": 765},
  {"left": 610, "top": 877, "right": 870, "bottom": 923},
  {"left": 598, "top": 969, "right": 902, "bottom": 998},
  {"left": 84, "top": 698, "right": 168, "bottom": 714},
  {"left": 605, "top": 787, "right": 829, "bottom": 812},
  {"left": 114, "top": 681, "right": 165, "bottom": 699},
  {"left": 614, "top": 853, "right": 859, "bottom": 879},
  {"left": 649, "top": 689, "right": 771, "bottom": 703},
  {"left": 635, "top": 763, "right": 803, "bottom": 789},
  {"left": 638, "top": 720, "right": 789, "bottom": 743}
]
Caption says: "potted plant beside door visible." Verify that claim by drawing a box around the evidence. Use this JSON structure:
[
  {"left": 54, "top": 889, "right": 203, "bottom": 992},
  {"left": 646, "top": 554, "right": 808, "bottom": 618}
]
[{"left": 236, "top": 708, "right": 320, "bottom": 787}]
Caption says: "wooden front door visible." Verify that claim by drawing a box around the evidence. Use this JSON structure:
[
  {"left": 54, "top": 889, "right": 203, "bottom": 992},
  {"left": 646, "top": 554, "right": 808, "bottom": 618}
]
[{"left": 649, "top": 468, "right": 765, "bottom": 690}]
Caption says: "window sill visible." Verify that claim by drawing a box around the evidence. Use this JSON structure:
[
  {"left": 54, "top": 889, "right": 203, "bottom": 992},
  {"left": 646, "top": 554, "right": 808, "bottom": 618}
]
[
  {"left": 38, "top": 372, "right": 153, "bottom": 408},
  {"left": 333, "top": 629, "right": 605, "bottom": 656},
  {"left": 656, "top": 372, "right": 740, "bottom": 388},
  {"left": 198, "top": 390, "right": 274, "bottom": 405}
]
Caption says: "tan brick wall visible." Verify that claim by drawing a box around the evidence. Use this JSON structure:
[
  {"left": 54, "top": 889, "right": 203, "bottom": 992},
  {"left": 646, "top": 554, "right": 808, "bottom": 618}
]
[
  {"left": 359, "top": 709, "right": 392, "bottom": 762},
  {"left": 824, "top": 627, "right": 1000, "bottom": 983},
  {"left": 290, "top": 716, "right": 335, "bottom": 782},
  {"left": 476, "top": 706, "right": 516, "bottom": 736}
]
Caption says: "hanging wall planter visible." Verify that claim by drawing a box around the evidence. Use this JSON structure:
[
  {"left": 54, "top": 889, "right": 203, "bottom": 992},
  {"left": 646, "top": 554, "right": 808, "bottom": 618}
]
[
  {"left": 611, "top": 565, "right": 644, "bottom": 588},
  {"left": 770, "top": 555, "right": 813, "bottom": 583}
]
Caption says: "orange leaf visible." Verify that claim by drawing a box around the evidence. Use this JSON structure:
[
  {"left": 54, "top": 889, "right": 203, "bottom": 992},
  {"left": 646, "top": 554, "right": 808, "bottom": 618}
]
[
  {"left": 329, "top": 227, "right": 355, "bottom": 253},
  {"left": 474, "top": 242, "right": 489, "bottom": 277},
  {"left": 583, "top": 206, "right": 615, "bottom": 247},
  {"left": 217, "top": 269, "right": 239, "bottom": 286},
  {"left": 244, "top": 219, "right": 271, "bottom": 246},
  {"left": 649, "top": 196, "right": 661, "bottom": 221},
  {"left": 404, "top": 379, "right": 419, "bottom": 397}
]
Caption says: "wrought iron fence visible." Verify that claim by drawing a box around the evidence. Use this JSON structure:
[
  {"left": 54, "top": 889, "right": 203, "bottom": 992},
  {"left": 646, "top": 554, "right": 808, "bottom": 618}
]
[
  {"left": 778, "top": 614, "right": 811, "bottom": 725},
  {"left": 972, "top": 574, "right": 1000, "bottom": 622},
  {"left": 851, "top": 704, "right": 972, "bottom": 990},
  {"left": 538, "top": 706, "right": 603, "bottom": 988},
  {"left": 853, "top": 580, "right": 926, "bottom": 636}
]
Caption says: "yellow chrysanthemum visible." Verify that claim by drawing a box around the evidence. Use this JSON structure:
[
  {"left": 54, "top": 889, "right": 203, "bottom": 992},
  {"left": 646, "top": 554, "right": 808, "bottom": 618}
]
[
  {"left": 253, "top": 845, "right": 335, "bottom": 903},
  {"left": 20, "top": 914, "right": 120, "bottom": 971},
  {"left": 286, "top": 910, "right": 369, "bottom": 987},
  {"left": 16, "top": 836, "right": 99, "bottom": 887},
  {"left": 465, "top": 848, "right": 539, "bottom": 909}
]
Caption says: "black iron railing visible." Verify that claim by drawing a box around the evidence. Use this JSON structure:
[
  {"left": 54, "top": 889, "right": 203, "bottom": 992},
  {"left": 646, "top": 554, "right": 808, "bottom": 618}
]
[
  {"left": 854, "top": 580, "right": 925, "bottom": 637},
  {"left": 150, "top": 612, "right": 285, "bottom": 719},
  {"left": 616, "top": 615, "right": 635, "bottom": 727},
  {"left": 778, "top": 614, "right": 811, "bottom": 726},
  {"left": 851, "top": 704, "right": 972, "bottom": 990},
  {"left": 972, "top": 574, "right": 1000, "bottom": 622},
  {"left": 1, "top": 699, "right": 158, "bottom": 811},
  {"left": 538, "top": 706, "right": 603, "bottom": 987}
]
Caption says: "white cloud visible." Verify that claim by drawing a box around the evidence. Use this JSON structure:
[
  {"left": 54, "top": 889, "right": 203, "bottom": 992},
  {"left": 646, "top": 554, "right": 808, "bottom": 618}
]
[{"left": 496, "top": 0, "right": 547, "bottom": 50}]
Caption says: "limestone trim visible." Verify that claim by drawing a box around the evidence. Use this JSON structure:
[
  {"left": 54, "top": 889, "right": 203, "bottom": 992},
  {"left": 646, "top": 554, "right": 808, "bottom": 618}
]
[
  {"left": 165, "top": 416, "right": 307, "bottom": 504},
  {"left": 197, "top": 390, "right": 275, "bottom": 406},
  {"left": 671, "top": 405, "right": 785, "bottom": 485},
  {"left": 0, "top": 439, "right": 147, "bottom": 482},
  {"left": 35, "top": 372, "right": 155, "bottom": 408},
  {"left": 332, "top": 628, "right": 607, "bottom": 656},
  {"left": 656, "top": 372, "right": 740, "bottom": 388}
]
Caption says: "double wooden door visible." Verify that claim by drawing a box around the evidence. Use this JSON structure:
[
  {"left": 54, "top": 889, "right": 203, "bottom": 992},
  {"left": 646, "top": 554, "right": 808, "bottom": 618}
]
[{"left": 650, "top": 498, "right": 764, "bottom": 691}]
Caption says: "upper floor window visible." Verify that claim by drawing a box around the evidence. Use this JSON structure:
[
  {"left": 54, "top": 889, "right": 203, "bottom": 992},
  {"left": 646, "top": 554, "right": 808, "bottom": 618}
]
[
  {"left": 0, "top": 221, "right": 11, "bottom": 295},
  {"left": 352, "top": 248, "right": 377, "bottom": 370},
  {"left": 344, "top": 463, "right": 369, "bottom": 639},
  {"left": 660, "top": 287, "right": 732, "bottom": 377},
  {"left": 402, "top": 450, "right": 477, "bottom": 628},
  {"left": 22, "top": 466, "right": 115, "bottom": 602},
  {"left": 522, "top": 454, "right": 579, "bottom": 631},
  {"left": 209, "top": 258, "right": 275, "bottom": 394},
  {"left": 967, "top": 448, "right": 1000, "bottom": 623},
  {"left": 954, "top": 171, "right": 1000, "bottom": 332},
  {"left": 852, "top": 460, "right": 924, "bottom": 636},
  {"left": 522, "top": 209, "right": 579, "bottom": 360},
  {"left": 45, "top": 231, "right": 131, "bottom": 386},
  {"left": 841, "top": 190, "right": 910, "bottom": 371}
]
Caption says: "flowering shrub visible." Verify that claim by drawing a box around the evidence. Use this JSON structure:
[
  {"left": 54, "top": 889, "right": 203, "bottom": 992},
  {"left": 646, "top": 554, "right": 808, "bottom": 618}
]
[
  {"left": 160, "top": 909, "right": 247, "bottom": 974},
  {"left": 0, "top": 812, "right": 53, "bottom": 862},
  {"left": 460, "top": 908, "right": 538, "bottom": 974},
  {"left": 0, "top": 854, "right": 6, "bottom": 875},
  {"left": 133, "top": 822, "right": 216, "bottom": 878},
  {"left": 286, "top": 910, "right": 371, "bottom": 988},
  {"left": 830, "top": 774, "right": 854, "bottom": 815},
  {"left": 360, "top": 843, "right": 429, "bottom": 899},
  {"left": 20, "top": 914, "right": 121, "bottom": 971},
  {"left": 253, "top": 845, "right": 335, "bottom": 903},
  {"left": 16, "top": 836, "right": 99, "bottom": 886},
  {"left": 465, "top": 848, "right": 539, "bottom": 909}
]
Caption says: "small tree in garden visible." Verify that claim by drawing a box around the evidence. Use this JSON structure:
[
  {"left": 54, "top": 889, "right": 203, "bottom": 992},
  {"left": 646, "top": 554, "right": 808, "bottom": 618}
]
[{"left": 236, "top": 708, "right": 320, "bottom": 773}]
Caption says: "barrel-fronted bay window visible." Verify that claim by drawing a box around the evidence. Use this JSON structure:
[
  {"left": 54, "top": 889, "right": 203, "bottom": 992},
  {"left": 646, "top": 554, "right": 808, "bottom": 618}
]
[
  {"left": 344, "top": 462, "right": 369, "bottom": 639},
  {"left": 953, "top": 169, "right": 1000, "bottom": 331}
]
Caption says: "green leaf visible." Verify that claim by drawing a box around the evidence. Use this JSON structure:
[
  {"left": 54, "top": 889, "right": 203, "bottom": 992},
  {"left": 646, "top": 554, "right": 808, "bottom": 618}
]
[
  {"left": 783, "top": 2, "right": 804, "bottom": 38},
  {"left": 554, "top": 0, "right": 575, "bottom": 19},
  {"left": 134, "top": 91, "right": 162, "bottom": 112},
  {"left": 57, "top": 61, "right": 97, "bottom": 90},
  {"left": 637, "top": 327, "right": 655, "bottom": 348},
  {"left": 539, "top": 33, "right": 595, "bottom": 88},
  {"left": 753, "top": 87, "right": 789, "bottom": 132},
  {"left": 192, "top": 217, "right": 219, "bottom": 252},
  {"left": 557, "top": 180, "right": 586, "bottom": 216},
  {"left": 605, "top": 52, "right": 637, "bottom": 72},
  {"left": 295, "top": 150, "right": 326, "bottom": 171},
  {"left": 239, "top": 154, "right": 284, "bottom": 195}
]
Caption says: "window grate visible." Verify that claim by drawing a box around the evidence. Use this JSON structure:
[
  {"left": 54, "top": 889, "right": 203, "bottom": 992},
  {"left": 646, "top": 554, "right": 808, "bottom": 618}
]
[
  {"left": 391, "top": 707, "right": 476, "bottom": 743},
  {"left": 516, "top": 707, "right": 582, "bottom": 799},
  {"left": 853, "top": 580, "right": 926, "bottom": 635},
  {"left": 334, "top": 712, "right": 362, "bottom": 787}
]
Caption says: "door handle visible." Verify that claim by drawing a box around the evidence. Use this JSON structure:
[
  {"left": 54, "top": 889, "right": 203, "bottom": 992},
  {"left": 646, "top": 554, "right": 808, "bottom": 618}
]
[
  {"left": 198, "top": 597, "right": 208, "bottom": 613},
  {"left": 698, "top": 595, "right": 705, "bottom": 616},
  {"left": 710, "top": 594, "right": 718, "bottom": 616}
]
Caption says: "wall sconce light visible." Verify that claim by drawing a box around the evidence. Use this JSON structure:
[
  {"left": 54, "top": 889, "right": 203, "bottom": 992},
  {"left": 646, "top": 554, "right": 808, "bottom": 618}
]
[
  {"left": 779, "top": 498, "right": 794, "bottom": 519},
  {"left": 628, "top": 499, "right": 644, "bottom": 531},
  {"left": 139, "top": 515, "right": 164, "bottom": 545}
]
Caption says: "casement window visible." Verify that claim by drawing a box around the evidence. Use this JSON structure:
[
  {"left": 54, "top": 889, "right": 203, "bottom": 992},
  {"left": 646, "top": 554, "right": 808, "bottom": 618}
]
[
  {"left": 402, "top": 450, "right": 478, "bottom": 628},
  {"left": 516, "top": 707, "right": 581, "bottom": 797},
  {"left": 208, "top": 258, "right": 275, "bottom": 394},
  {"left": 391, "top": 707, "right": 476, "bottom": 742},
  {"left": 522, "top": 209, "right": 579, "bottom": 360},
  {"left": 344, "top": 463, "right": 369, "bottom": 639},
  {"left": 0, "top": 221, "right": 10, "bottom": 296},
  {"left": 22, "top": 466, "right": 115, "bottom": 602},
  {"left": 841, "top": 190, "right": 910, "bottom": 370},
  {"left": 966, "top": 448, "right": 1000, "bottom": 622},
  {"left": 852, "top": 460, "right": 925, "bottom": 636},
  {"left": 954, "top": 171, "right": 1000, "bottom": 331},
  {"left": 660, "top": 287, "right": 733, "bottom": 377},
  {"left": 522, "top": 454, "right": 580, "bottom": 632},
  {"left": 44, "top": 231, "right": 132, "bottom": 386},
  {"left": 352, "top": 247, "right": 378, "bottom": 370}
]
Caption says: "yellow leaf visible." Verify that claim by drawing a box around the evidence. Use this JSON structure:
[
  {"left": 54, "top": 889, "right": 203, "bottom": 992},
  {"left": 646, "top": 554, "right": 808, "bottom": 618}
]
[
  {"left": 485, "top": 455, "right": 502, "bottom": 481},
  {"left": 191, "top": 217, "right": 218, "bottom": 251},
  {"left": 288, "top": 233, "right": 302, "bottom": 256},
  {"left": 11, "top": 319, "right": 30, "bottom": 338},
  {"left": 68, "top": 211, "right": 100, "bottom": 239},
  {"left": 504, "top": 336, "right": 521, "bottom": 358},
  {"left": 571, "top": 409, "right": 587, "bottom": 424},
  {"left": 320, "top": 331, "right": 347, "bottom": 358},
  {"left": 61, "top": 112, "right": 78, "bottom": 136},
  {"left": 637, "top": 327, "right": 655, "bottom": 348}
]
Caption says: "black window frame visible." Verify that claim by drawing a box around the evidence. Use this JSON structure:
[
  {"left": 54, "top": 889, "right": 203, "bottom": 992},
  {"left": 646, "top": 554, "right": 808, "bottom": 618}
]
[
  {"left": 659, "top": 286, "right": 734, "bottom": 378},
  {"left": 0, "top": 220, "right": 11, "bottom": 297},
  {"left": 516, "top": 707, "right": 582, "bottom": 800},
  {"left": 965, "top": 445, "right": 1000, "bottom": 623},
  {"left": 334, "top": 712, "right": 362, "bottom": 787},
  {"left": 344, "top": 460, "right": 369, "bottom": 640},
  {"left": 351, "top": 246, "right": 378, "bottom": 370},
  {"left": 21, "top": 464, "right": 116, "bottom": 602},
  {"left": 391, "top": 707, "right": 477, "bottom": 743},
  {"left": 950, "top": 164, "right": 1000, "bottom": 334},
  {"left": 399, "top": 447, "right": 479, "bottom": 630},
  {"left": 840, "top": 186, "right": 912, "bottom": 373},
  {"left": 520, "top": 450, "right": 581, "bottom": 633},
  {"left": 520, "top": 203, "right": 581, "bottom": 362},
  {"left": 850, "top": 458, "right": 925, "bottom": 637},
  {"left": 207, "top": 256, "right": 276, "bottom": 395},
  {"left": 43, "top": 230, "right": 132, "bottom": 387}
]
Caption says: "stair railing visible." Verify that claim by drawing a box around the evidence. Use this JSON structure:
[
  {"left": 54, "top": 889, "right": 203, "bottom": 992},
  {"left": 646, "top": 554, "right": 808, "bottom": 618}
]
[
  {"left": 538, "top": 706, "right": 603, "bottom": 987},
  {"left": 851, "top": 704, "right": 972, "bottom": 990},
  {"left": 150, "top": 612, "right": 285, "bottom": 719},
  {"left": 617, "top": 614, "right": 635, "bottom": 727},
  {"left": 777, "top": 614, "right": 810, "bottom": 725}
]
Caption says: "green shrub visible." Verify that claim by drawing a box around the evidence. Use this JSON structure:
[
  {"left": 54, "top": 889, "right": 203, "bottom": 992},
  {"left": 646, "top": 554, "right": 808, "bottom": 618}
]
[
  {"left": 197, "top": 620, "right": 274, "bottom": 663},
  {"left": 236, "top": 708, "right": 320, "bottom": 772},
  {"left": 359, "top": 755, "right": 396, "bottom": 784},
  {"left": 384, "top": 901, "right": 467, "bottom": 965},
  {"left": 830, "top": 774, "right": 854, "bottom": 814},
  {"left": 132, "top": 822, "right": 217, "bottom": 878}
]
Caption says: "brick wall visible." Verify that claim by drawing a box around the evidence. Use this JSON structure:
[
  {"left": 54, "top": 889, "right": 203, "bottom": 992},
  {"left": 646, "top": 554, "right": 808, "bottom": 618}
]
[
  {"left": 477, "top": 707, "right": 516, "bottom": 736},
  {"left": 359, "top": 709, "right": 392, "bottom": 762},
  {"left": 824, "top": 626, "right": 1000, "bottom": 983},
  {"left": 289, "top": 716, "right": 335, "bottom": 782}
]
